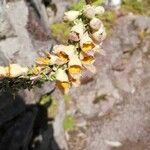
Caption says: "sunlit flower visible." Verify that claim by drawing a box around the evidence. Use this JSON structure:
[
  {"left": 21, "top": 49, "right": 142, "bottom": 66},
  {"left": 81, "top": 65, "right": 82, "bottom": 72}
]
[
  {"left": 83, "top": 5, "right": 96, "bottom": 19},
  {"left": 31, "top": 66, "right": 43, "bottom": 75},
  {"left": 53, "top": 45, "right": 76, "bottom": 63},
  {"left": 90, "top": 17, "right": 103, "bottom": 31},
  {"left": 55, "top": 68, "right": 70, "bottom": 93},
  {"left": 64, "top": 10, "right": 80, "bottom": 22},
  {"left": 68, "top": 55, "right": 82, "bottom": 74},
  {"left": 0, "top": 66, "right": 7, "bottom": 79},
  {"left": 80, "top": 52, "right": 95, "bottom": 65},
  {"left": 80, "top": 32, "right": 95, "bottom": 52},
  {"left": 8, "top": 64, "right": 28, "bottom": 78},
  {"left": 95, "top": 6, "right": 105, "bottom": 15},
  {"left": 36, "top": 57, "right": 51, "bottom": 65},
  {"left": 71, "top": 22, "right": 85, "bottom": 37},
  {"left": 92, "top": 27, "right": 106, "bottom": 42}
]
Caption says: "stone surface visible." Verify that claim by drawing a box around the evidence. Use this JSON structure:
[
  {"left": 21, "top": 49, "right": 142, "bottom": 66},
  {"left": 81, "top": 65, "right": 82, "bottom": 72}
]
[{"left": 68, "top": 15, "right": 150, "bottom": 150}]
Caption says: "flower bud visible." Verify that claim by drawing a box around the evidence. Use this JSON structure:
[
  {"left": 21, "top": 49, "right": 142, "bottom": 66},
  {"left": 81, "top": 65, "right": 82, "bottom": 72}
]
[
  {"left": 83, "top": 5, "right": 96, "bottom": 19},
  {"left": 92, "top": 27, "right": 106, "bottom": 43},
  {"left": 64, "top": 10, "right": 80, "bottom": 22},
  {"left": 90, "top": 18, "right": 103, "bottom": 31},
  {"left": 95, "top": 6, "right": 105, "bottom": 15},
  {"left": 69, "top": 32, "right": 80, "bottom": 42}
]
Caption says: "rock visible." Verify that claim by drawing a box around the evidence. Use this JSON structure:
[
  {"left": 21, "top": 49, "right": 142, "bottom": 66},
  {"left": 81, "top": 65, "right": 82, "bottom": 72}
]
[
  {"left": 53, "top": 95, "right": 68, "bottom": 150},
  {"left": 46, "top": 0, "right": 79, "bottom": 25},
  {"left": 67, "top": 15, "right": 150, "bottom": 149},
  {"left": 0, "top": 1, "right": 15, "bottom": 40},
  {"left": 104, "top": 0, "right": 122, "bottom": 10},
  {"left": 0, "top": 0, "right": 53, "bottom": 67}
]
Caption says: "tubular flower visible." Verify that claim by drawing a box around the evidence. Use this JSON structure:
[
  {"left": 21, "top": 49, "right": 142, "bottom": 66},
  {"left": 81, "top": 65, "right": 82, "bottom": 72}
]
[
  {"left": 0, "top": 4, "right": 106, "bottom": 94},
  {"left": 36, "top": 57, "right": 51, "bottom": 65},
  {"left": 71, "top": 22, "right": 85, "bottom": 38},
  {"left": 64, "top": 10, "right": 80, "bottom": 22},
  {"left": 68, "top": 55, "right": 82, "bottom": 74},
  {"left": 80, "top": 32, "right": 95, "bottom": 52},
  {"left": 53, "top": 45, "right": 76, "bottom": 59},
  {"left": 55, "top": 68, "right": 70, "bottom": 93},
  {"left": 7, "top": 64, "right": 28, "bottom": 78},
  {"left": 80, "top": 52, "right": 95, "bottom": 65}
]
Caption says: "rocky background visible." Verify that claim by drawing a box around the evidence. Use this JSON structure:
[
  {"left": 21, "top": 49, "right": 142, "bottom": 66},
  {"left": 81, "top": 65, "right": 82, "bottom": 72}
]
[{"left": 0, "top": 0, "right": 150, "bottom": 150}]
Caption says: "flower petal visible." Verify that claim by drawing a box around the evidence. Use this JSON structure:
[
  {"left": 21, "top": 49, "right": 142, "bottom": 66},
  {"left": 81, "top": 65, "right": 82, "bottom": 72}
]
[
  {"left": 8, "top": 64, "right": 28, "bottom": 78},
  {"left": 68, "top": 55, "right": 82, "bottom": 74},
  {"left": 80, "top": 32, "right": 95, "bottom": 52},
  {"left": 64, "top": 10, "right": 80, "bottom": 22},
  {"left": 56, "top": 68, "right": 69, "bottom": 82},
  {"left": 56, "top": 81, "right": 70, "bottom": 94}
]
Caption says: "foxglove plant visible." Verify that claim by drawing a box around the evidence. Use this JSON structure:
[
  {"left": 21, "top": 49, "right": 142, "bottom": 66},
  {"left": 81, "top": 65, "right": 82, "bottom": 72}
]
[{"left": 0, "top": 4, "right": 106, "bottom": 94}]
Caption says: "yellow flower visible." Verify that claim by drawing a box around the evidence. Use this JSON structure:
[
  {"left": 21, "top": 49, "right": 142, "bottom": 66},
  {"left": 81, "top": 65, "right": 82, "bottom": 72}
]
[
  {"left": 55, "top": 68, "right": 70, "bottom": 93},
  {"left": 0, "top": 66, "right": 7, "bottom": 79},
  {"left": 31, "top": 66, "right": 43, "bottom": 75},
  {"left": 53, "top": 45, "right": 76, "bottom": 63},
  {"left": 36, "top": 57, "right": 51, "bottom": 65},
  {"left": 56, "top": 81, "right": 70, "bottom": 94},
  {"left": 80, "top": 32, "right": 95, "bottom": 52},
  {"left": 8, "top": 64, "right": 28, "bottom": 78},
  {"left": 64, "top": 10, "right": 80, "bottom": 22},
  {"left": 57, "top": 51, "right": 69, "bottom": 63},
  {"left": 80, "top": 52, "right": 95, "bottom": 65},
  {"left": 68, "top": 55, "right": 82, "bottom": 74}
]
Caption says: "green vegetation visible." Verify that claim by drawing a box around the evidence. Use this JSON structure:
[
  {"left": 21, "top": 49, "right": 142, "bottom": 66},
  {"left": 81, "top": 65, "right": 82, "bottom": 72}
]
[
  {"left": 122, "top": 0, "right": 150, "bottom": 16},
  {"left": 39, "top": 95, "right": 59, "bottom": 118},
  {"left": 63, "top": 114, "right": 75, "bottom": 131},
  {"left": 70, "top": 0, "right": 104, "bottom": 11},
  {"left": 50, "top": 0, "right": 150, "bottom": 43},
  {"left": 50, "top": 22, "right": 71, "bottom": 44}
]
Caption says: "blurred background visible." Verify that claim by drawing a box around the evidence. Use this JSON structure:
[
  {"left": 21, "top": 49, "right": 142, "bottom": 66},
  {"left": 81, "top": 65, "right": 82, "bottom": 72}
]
[{"left": 0, "top": 0, "right": 150, "bottom": 150}]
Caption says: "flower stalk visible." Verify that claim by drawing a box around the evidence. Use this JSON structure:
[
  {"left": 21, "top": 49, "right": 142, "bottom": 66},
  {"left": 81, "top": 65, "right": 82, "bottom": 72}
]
[{"left": 0, "top": 3, "right": 106, "bottom": 94}]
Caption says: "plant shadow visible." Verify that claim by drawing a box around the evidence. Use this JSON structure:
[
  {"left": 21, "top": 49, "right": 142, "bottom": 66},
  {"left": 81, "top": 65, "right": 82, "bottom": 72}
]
[{"left": 0, "top": 92, "right": 61, "bottom": 150}]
